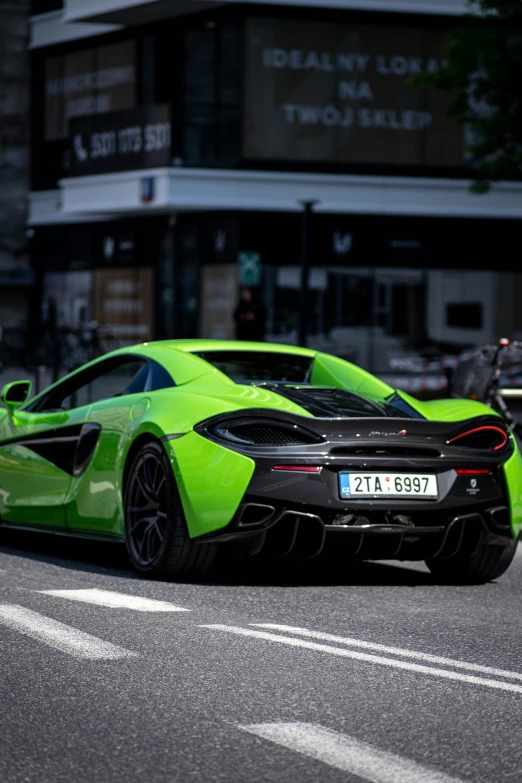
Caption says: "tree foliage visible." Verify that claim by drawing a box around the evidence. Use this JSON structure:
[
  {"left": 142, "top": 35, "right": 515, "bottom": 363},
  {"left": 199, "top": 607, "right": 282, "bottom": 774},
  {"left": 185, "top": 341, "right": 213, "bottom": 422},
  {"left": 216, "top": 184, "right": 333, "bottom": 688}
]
[{"left": 412, "top": 0, "right": 522, "bottom": 192}]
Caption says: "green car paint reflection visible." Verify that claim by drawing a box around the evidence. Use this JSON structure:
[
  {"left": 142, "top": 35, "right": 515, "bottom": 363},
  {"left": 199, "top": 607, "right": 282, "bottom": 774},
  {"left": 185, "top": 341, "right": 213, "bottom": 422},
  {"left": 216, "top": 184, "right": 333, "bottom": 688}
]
[{"left": 0, "top": 339, "right": 519, "bottom": 581}]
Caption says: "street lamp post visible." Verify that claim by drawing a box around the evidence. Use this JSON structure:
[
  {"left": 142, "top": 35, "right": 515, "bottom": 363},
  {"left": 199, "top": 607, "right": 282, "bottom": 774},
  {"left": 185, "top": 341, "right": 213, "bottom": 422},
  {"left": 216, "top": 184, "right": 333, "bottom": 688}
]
[{"left": 298, "top": 199, "right": 319, "bottom": 347}]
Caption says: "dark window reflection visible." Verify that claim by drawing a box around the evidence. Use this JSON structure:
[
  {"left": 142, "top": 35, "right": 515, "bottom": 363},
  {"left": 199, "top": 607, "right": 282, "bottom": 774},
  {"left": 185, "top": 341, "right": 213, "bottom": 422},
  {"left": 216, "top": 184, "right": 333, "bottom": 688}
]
[
  {"left": 183, "top": 22, "right": 241, "bottom": 166},
  {"left": 446, "top": 302, "right": 483, "bottom": 329}
]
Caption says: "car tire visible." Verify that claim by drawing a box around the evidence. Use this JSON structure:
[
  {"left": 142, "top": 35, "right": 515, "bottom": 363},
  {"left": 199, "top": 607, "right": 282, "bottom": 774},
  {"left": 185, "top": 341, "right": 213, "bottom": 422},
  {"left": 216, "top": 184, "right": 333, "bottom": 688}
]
[
  {"left": 425, "top": 533, "right": 517, "bottom": 584},
  {"left": 124, "top": 440, "right": 217, "bottom": 579}
]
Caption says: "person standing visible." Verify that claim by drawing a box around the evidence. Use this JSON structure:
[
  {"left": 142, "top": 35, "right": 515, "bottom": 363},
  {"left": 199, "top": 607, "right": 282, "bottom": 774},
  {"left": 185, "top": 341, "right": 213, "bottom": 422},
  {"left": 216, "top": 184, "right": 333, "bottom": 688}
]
[{"left": 233, "top": 287, "right": 266, "bottom": 342}]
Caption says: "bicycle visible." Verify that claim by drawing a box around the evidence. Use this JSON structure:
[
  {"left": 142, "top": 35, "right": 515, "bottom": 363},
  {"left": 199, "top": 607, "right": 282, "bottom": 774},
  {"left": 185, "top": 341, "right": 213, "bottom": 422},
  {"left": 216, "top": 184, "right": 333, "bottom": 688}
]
[{"left": 450, "top": 337, "right": 522, "bottom": 437}]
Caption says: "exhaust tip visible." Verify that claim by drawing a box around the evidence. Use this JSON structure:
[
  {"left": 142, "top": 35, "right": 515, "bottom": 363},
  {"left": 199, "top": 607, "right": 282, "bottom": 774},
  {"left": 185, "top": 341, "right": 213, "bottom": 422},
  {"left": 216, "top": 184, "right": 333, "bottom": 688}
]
[{"left": 237, "top": 503, "right": 276, "bottom": 527}]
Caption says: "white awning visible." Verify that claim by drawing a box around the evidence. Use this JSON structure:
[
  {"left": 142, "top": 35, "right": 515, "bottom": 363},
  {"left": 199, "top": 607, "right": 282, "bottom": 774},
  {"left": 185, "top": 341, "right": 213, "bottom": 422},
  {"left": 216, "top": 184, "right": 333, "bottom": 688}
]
[
  {"left": 63, "top": 0, "right": 468, "bottom": 26},
  {"left": 28, "top": 168, "right": 522, "bottom": 225}
]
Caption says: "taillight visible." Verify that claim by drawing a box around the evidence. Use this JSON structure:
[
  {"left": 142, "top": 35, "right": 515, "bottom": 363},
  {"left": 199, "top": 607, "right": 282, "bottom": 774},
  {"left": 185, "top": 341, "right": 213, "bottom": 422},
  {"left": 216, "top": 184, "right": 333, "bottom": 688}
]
[
  {"left": 455, "top": 469, "right": 490, "bottom": 475},
  {"left": 273, "top": 465, "right": 321, "bottom": 473},
  {"left": 448, "top": 425, "right": 508, "bottom": 452}
]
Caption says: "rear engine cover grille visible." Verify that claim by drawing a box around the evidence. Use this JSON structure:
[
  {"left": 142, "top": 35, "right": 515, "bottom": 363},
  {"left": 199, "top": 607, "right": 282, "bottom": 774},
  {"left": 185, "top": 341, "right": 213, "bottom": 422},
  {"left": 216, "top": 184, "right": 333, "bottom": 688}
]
[{"left": 228, "top": 424, "right": 313, "bottom": 446}]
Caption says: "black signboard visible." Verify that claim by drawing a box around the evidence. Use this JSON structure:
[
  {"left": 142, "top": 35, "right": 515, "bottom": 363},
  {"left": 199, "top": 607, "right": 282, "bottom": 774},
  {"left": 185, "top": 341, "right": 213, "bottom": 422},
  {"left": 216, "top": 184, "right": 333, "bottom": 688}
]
[
  {"left": 68, "top": 105, "right": 172, "bottom": 177},
  {"left": 243, "top": 17, "right": 464, "bottom": 167}
]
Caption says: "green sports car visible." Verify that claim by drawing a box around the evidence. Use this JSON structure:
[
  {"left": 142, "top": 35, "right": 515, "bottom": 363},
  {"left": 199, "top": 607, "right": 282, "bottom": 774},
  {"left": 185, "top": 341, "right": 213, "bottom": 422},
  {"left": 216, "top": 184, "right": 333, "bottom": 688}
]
[{"left": 0, "top": 339, "right": 520, "bottom": 582}]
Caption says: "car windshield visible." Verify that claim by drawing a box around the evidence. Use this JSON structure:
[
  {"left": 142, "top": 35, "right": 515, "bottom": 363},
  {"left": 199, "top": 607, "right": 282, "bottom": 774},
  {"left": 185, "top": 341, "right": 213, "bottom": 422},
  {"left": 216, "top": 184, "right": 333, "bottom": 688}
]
[{"left": 194, "top": 351, "right": 313, "bottom": 383}]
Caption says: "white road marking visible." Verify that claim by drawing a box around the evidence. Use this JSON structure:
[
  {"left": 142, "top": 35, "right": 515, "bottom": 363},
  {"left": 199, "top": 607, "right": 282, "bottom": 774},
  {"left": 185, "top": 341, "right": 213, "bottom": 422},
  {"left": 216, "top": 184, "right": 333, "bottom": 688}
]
[
  {"left": 378, "top": 559, "right": 430, "bottom": 573},
  {"left": 254, "top": 624, "right": 522, "bottom": 683},
  {"left": 200, "top": 625, "right": 522, "bottom": 695},
  {"left": 240, "top": 723, "right": 465, "bottom": 783},
  {"left": 37, "top": 589, "right": 190, "bottom": 612},
  {"left": 0, "top": 605, "right": 137, "bottom": 659}
]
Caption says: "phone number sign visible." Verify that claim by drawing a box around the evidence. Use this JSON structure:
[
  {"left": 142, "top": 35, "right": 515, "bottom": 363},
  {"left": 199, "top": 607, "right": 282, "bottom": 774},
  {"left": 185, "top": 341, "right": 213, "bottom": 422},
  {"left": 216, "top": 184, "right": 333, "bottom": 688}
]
[{"left": 68, "top": 104, "right": 171, "bottom": 176}]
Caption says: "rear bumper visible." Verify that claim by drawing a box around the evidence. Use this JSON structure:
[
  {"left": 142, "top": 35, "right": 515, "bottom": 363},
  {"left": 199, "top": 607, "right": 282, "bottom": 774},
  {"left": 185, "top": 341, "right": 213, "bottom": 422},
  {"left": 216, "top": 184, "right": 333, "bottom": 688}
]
[
  {"left": 185, "top": 409, "right": 519, "bottom": 547},
  {"left": 241, "top": 460, "right": 507, "bottom": 516},
  {"left": 194, "top": 442, "right": 513, "bottom": 560},
  {"left": 198, "top": 505, "right": 513, "bottom": 562}
]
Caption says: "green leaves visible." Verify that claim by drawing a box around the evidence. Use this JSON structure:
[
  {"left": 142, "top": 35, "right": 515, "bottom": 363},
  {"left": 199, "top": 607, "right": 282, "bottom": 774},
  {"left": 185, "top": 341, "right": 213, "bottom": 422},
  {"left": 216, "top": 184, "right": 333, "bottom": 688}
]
[{"left": 411, "top": 0, "right": 522, "bottom": 192}]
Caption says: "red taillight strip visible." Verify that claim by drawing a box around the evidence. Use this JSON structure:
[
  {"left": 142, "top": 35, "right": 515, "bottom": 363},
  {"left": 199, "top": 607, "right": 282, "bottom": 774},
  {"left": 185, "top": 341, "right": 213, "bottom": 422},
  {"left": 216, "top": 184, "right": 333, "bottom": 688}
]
[
  {"left": 272, "top": 465, "right": 321, "bottom": 473},
  {"left": 447, "top": 425, "right": 508, "bottom": 452},
  {"left": 455, "top": 469, "right": 491, "bottom": 475}
]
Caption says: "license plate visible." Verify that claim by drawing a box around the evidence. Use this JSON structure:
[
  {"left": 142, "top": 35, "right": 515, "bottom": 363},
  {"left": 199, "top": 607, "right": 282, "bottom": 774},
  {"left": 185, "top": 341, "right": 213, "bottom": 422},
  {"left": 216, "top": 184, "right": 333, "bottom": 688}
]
[{"left": 339, "top": 472, "right": 438, "bottom": 499}]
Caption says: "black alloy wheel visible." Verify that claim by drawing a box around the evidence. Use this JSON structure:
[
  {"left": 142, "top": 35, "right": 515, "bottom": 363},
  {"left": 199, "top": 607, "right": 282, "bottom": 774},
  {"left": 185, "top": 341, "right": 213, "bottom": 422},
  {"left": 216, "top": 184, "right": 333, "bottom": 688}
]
[
  {"left": 126, "top": 447, "right": 169, "bottom": 567},
  {"left": 124, "top": 440, "right": 217, "bottom": 578}
]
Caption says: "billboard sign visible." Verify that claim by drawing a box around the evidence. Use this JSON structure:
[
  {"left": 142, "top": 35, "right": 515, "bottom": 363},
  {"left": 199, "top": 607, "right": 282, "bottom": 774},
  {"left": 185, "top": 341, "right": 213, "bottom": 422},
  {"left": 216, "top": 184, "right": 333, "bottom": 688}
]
[
  {"left": 243, "top": 18, "right": 464, "bottom": 167},
  {"left": 69, "top": 105, "right": 172, "bottom": 176}
]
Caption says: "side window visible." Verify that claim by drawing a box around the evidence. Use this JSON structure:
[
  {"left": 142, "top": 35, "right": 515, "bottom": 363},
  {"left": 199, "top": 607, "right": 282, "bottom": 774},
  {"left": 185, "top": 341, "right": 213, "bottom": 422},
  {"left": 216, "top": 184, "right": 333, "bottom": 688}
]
[
  {"left": 148, "top": 360, "right": 176, "bottom": 392},
  {"left": 59, "top": 360, "right": 148, "bottom": 410},
  {"left": 28, "top": 358, "right": 147, "bottom": 412},
  {"left": 28, "top": 356, "right": 175, "bottom": 413}
]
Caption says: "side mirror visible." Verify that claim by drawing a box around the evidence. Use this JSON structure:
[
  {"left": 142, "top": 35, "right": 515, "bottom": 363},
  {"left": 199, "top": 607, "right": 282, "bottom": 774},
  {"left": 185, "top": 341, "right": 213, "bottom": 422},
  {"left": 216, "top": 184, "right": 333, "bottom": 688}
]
[{"left": 1, "top": 380, "right": 32, "bottom": 414}]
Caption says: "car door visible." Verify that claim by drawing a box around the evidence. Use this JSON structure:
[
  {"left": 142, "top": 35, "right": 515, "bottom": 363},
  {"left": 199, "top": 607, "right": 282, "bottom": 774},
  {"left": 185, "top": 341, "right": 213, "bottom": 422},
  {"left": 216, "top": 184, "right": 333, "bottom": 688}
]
[
  {"left": 0, "top": 385, "right": 92, "bottom": 528},
  {"left": 64, "top": 357, "right": 155, "bottom": 536}
]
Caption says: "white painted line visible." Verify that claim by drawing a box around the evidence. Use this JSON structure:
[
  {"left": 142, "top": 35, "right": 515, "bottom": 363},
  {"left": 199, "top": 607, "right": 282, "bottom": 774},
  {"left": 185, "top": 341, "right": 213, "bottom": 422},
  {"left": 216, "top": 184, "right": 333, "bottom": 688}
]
[
  {"left": 38, "top": 589, "right": 190, "bottom": 612},
  {"left": 240, "top": 723, "right": 465, "bottom": 783},
  {"left": 254, "top": 624, "right": 522, "bottom": 683},
  {"left": 200, "top": 625, "right": 522, "bottom": 695},
  {"left": 0, "top": 605, "right": 137, "bottom": 659}
]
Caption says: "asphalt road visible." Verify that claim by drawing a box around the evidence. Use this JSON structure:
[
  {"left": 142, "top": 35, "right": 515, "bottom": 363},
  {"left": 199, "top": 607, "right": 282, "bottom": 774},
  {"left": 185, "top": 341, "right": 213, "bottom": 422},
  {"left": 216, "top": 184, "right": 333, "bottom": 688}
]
[{"left": 0, "top": 531, "right": 521, "bottom": 783}]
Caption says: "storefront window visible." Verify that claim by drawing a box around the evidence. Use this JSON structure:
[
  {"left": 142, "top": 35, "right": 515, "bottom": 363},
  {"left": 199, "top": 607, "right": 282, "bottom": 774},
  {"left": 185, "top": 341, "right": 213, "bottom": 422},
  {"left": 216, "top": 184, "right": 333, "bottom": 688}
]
[
  {"left": 265, "top": 266, "right": 522, "bottom": 375},
  {"left": 32, "top": 37, "right": 138, "bottom": 188},
  {"left": 182, "top": 22, "right": 241, "bottom": 166},
  {"left": 93, "top": 267, "right": 153, "bottom": 343},
  {"left": 41, "top": 271, "right": 93, "bottom": 327},
  {"left": 44, "top": 40, "right": 136, "bottom": 142}
]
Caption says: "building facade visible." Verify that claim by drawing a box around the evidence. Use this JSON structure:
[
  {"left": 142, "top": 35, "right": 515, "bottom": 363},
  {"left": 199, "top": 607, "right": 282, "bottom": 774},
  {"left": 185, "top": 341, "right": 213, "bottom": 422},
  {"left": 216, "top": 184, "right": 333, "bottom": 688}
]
[
  {"left": 0, "top": 0, "right": 33, "bottom": 359},
  {"left": 28, "top": 0, "right": 522, "bottom": 375}
]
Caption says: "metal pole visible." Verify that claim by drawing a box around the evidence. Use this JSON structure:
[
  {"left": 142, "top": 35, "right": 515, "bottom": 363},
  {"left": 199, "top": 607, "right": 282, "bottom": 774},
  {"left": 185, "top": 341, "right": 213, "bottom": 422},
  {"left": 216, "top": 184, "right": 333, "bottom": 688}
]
[{"left": 298, "top": 200, "right": 319, "bottom": 347}]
